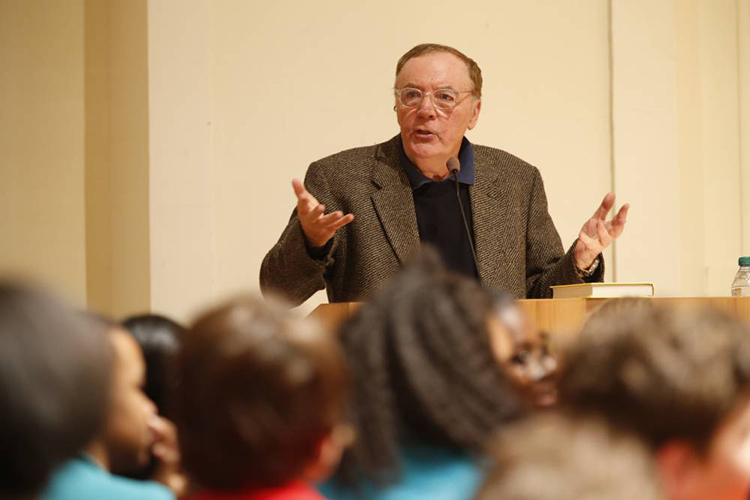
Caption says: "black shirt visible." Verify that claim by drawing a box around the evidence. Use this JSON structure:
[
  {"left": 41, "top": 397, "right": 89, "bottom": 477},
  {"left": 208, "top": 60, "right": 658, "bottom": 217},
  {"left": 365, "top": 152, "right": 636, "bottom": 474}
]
[{"left": 399, "top": 137, "right": 478, "bottom": 279}]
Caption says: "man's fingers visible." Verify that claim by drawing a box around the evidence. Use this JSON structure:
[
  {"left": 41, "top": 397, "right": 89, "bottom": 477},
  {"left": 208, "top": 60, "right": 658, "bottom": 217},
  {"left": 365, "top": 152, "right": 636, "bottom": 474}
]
[
  {"left": 291, "top": 178, "right": 307, "bottom": 199},
  {"left": 597, "top": 219, "right": 612, "bottom": 247},
  {"left": 301, "top": 203, "right": 326, "bottom": 223},
  {"left": 316, "top": 210, "right": 344, "bottom": 226},
  {"left": 578, "top": 230, "right": 601, "bottom": 252},
  {"left": 292, "top": 178, "right": 321, "bottom": 212},
  {"left": 606, "top": 203, "right": 630, "bottom": 238},
  {"left": 613, "top": 203, "right": 630, "bottom": 226},
  {"left": 594, "top": 192, "right": 615, "bottom": 220},
  {"left": 326, "top": 213, "right": 355, "bottom": 232}
]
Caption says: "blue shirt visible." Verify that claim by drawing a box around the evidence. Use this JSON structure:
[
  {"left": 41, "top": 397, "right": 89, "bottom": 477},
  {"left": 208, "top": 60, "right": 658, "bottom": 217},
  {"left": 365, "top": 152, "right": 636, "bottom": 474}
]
[
  {"left": 319, "top": 444, "right": 484, "bottom": 500},
  {"left": 399, "top": 137, "right": 478, "bottom": 278},
  {"left": 44, "top": 455, "right": 174, "bottom": 500}
]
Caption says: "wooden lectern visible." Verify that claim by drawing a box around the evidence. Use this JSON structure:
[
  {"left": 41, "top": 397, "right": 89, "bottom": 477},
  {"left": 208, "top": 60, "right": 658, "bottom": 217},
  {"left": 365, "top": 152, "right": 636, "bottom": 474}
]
[{"left": 311, "top": 297, "right": 750, "bottom": 337}]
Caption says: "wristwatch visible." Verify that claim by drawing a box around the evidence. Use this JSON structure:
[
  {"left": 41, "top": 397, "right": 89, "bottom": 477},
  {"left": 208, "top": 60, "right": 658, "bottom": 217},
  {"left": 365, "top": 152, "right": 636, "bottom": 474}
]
[{"left": 575, "top": 256, "right": 600, "bottom": 278}]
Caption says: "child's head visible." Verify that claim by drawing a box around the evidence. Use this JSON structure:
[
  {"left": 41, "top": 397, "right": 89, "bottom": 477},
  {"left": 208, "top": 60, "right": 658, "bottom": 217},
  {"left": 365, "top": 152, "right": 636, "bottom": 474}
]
[
  {"left": 175, "top": 295, "right": 350, "bottom": 491},
  {"left": 485, "top": 291, "right": 558, "bottom": 408},
  {"left": 0, "top": 283, "right": 111, "bottom": 498},
  {"left": 559, "top": 304, "right": 750, "bottom": 500},
  {"left": 336, "top": 249, "right": 521, "bottom": 483},
  {"left": 476, "top": 413, "right": 663, "bottom": 500}
]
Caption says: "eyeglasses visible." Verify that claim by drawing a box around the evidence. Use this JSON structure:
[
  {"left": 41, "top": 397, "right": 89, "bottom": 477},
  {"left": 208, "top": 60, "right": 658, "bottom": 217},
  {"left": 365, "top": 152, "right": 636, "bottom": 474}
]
[{"left": 394, "top": 87, "right": 474, "bottom": 111}]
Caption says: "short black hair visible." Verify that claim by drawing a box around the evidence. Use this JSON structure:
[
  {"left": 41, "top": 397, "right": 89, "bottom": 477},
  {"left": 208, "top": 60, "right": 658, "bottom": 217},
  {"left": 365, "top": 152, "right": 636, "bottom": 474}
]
[
  {"left": 121, "top": 313, "right": 184, "bottom": 417},
  {"left": 0, "top": 283, "right": 111, "bottom": 497}
]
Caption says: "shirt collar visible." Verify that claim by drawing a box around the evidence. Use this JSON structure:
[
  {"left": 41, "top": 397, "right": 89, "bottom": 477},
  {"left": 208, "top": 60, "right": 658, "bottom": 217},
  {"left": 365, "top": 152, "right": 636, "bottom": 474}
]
[{"left": 398, "top": 136, "right": 476, "bottom": 189}]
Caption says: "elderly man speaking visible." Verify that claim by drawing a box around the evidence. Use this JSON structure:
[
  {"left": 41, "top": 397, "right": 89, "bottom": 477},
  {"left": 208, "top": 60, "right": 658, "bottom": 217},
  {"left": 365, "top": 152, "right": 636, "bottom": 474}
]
[{"left": 261, "top": 44, "right": 628, "bottom": 306}]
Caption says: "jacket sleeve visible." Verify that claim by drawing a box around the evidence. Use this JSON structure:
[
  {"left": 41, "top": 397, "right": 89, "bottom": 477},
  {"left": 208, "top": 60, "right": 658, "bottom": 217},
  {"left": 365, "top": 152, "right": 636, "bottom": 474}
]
[
  {"left": 259, "top": 163, "right": 338, "bottom": 306},
  {"left": 524, "top": 168, "right": 604, "bottom": 298}
]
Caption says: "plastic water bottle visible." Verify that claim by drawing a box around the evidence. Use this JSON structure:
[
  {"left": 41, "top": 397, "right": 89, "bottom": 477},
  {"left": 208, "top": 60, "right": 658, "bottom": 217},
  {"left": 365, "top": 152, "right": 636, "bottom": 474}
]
[{"left": 731, "top": 257, "right": 750, "bottom": 297}]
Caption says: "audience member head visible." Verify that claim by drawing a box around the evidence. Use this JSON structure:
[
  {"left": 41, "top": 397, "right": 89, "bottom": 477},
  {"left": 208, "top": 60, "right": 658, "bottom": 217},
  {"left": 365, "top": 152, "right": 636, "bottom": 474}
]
[
  {"left": 486, "top": 290, "right": 558, "bottom": 408},
  {"left": 476, "top": 413, "right": 664, "bottom": 500},
  {"left": 121, "top": 314, "right": 184, "bottom": 419},
  {"left": 85, "top": 314, "right": 160, "bottom": 476},
  {"left": 335, "top": 249, "right": 521, "bottom": 485},
  {"left": 559, "top": 303, "right": 750, "bottom": 500},
  {"left": 0, "top": 283, "right": 111, "bottom": 499},
  {"left": 175, "top": 295, "right": 350, "bottom": 492}
]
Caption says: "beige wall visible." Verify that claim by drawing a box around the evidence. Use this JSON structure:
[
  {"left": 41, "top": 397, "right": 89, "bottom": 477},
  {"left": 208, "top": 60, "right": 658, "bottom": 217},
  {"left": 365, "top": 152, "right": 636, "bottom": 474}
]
[
  {"left": 741, "top": 0, "right": 750, "bottom": 254},
  {"left": 0, "top": 0, "right": 88, "bottom": 305},
  {"left": 612, "top": 0, "right": 744, "bottom": 297},
  {"left": 2, "top": 1, "right": 747, "bottom": 319},
  {"left": 85, "top": 0, "right": 151, "bottom": 317},
  {"left": 148, "top": 0, "right": 213, "bottom": 320}
]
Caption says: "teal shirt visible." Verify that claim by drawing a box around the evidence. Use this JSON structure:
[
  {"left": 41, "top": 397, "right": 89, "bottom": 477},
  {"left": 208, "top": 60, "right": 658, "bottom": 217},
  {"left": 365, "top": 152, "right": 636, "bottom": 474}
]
[
  {"left": 44, "top": 455, "right": 174, "bottom": 500},
  {"left": 319, "top": 445, "right": 484, "bottom": 500}
]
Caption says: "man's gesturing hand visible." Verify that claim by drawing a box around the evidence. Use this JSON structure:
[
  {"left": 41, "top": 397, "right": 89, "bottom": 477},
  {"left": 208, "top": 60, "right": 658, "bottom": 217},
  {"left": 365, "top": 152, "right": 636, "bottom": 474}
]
[
  {"left": 574, "top": 192, "right": 629, "bottom": 271},
  {"left": 293, "top": 179, "right": 355, "bottom": 248}
]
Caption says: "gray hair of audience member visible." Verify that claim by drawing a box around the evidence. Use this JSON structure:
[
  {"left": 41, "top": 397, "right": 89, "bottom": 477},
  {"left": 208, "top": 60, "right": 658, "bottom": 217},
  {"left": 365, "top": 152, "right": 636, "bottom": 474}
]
[
  {"left": 559, "top": 303, "right": 750, "bottom": 451},
  {"left": 475, "top": 412, "right": 664, "bottom": 500},
  {"left": 0, "top": 283, "right": 112, "bottom": 498}
]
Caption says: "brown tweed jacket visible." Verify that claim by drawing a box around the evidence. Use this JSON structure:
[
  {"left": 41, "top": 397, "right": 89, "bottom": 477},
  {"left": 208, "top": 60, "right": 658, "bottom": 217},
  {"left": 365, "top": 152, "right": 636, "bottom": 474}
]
[{"left": 260, "top": 135, "right": 603, "bottom": 306}]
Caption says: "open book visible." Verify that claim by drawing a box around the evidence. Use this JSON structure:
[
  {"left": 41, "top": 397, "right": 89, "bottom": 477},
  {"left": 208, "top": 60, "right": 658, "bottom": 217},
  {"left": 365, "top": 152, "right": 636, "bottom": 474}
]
[{"left": 550, "top": 282, "right": 655, "bottom": 299}]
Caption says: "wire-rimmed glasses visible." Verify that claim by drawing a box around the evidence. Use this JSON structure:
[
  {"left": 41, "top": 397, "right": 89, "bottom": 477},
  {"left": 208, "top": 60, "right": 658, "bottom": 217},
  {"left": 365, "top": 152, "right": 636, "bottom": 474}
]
[{"left": 394, "top": 87, "right": 474, "bottom": 111}]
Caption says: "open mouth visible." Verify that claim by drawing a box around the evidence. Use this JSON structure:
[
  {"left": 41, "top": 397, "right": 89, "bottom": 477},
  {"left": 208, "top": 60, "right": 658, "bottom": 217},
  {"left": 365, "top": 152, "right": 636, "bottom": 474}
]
[{"left": 414, "top": 129, "right": 435, "bottom": 138}]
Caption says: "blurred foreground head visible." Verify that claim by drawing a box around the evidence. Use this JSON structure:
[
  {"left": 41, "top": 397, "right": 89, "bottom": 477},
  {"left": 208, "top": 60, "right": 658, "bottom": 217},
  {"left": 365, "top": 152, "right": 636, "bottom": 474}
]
[
  {"left": 334, "top": 248, "right": 521, "bottom": 484},
  {"left": 121, "top": 314, "right": 185, "bottom": 418},
  {"left": 175, "top": 295, "right": 349, "bottom": 491},
  {"left": 560, "top": 302, "right": 750, "bottom": 500},
  {"left": 0, "top": 283, "right": 111, "bottom": 499},
  {"left": 476, "top": 413, "right": 663, "bottom": 500}
]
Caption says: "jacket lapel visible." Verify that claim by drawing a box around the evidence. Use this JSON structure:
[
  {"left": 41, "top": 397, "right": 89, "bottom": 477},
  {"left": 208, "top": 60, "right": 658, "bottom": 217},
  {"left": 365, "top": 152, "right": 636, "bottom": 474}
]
[
  {"left": 371, "top": 137, "right": 421, "bottom": 265},
  {"left": 470, "top": 149, "right": 512, "bottom": 285}
]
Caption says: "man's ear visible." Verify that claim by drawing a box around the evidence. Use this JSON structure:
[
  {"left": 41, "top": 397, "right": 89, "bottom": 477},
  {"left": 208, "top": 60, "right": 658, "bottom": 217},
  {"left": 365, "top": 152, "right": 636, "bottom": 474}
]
[
  {"left": 656, "top": 441, "right": 700, "bottom": 500},
  {"left": 467, "top": 99, "right": 481, "bottom": 130}
]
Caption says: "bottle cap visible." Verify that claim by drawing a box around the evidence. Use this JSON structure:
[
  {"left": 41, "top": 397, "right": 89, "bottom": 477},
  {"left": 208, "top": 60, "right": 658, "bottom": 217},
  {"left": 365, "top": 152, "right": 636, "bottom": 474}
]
[{"left": 740, "top": 256, "right": 750, "bottom": 266}]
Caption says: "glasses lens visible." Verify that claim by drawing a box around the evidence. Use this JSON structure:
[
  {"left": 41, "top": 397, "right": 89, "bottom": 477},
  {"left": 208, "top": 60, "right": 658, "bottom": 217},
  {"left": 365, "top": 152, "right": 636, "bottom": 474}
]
[
  {"left": 432, "top": 89, "right": 458, "bottom": 110},
  {"left": 399, "top": 88, "right": 423, "bottom": 107}
]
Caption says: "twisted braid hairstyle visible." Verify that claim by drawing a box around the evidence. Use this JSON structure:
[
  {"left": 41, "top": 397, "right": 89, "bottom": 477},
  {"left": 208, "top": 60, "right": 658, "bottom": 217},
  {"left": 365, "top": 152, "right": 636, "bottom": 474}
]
[{"left": 335, "top": 249, "right": 522, "bottom": 485}]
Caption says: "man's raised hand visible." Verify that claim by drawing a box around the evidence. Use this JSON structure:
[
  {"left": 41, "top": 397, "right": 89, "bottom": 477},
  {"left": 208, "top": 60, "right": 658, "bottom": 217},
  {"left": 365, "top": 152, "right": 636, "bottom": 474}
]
[
  {"left": 574, "top": 192, "right": 629, "bottom": 271},
  {"left": 292, "top": 179, "right": 355, "bottom": 248}
]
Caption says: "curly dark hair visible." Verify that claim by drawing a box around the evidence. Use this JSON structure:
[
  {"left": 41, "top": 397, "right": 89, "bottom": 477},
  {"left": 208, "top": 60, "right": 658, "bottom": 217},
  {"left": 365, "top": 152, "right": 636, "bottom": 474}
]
[{"left": 335, "top": 249, "right": 522, "bottom": 485}]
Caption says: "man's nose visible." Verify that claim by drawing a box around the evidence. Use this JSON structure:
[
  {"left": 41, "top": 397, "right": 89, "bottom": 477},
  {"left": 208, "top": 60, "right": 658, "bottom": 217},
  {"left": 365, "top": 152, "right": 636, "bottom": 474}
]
[{"left": 416, "top": 93, "right": 436, "bottom": 118}]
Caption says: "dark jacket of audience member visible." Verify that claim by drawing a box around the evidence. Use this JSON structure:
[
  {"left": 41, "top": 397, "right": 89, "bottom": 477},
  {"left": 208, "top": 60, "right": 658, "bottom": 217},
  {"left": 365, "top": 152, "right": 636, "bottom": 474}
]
[
  {"left": 0, "top": 283, "right": 111, "bottom": 499},
  {"left": 175, "top": 296, "right": 349, "bottom": 498},
  {"left": 323, "top": 251, "right": 522, "bottom": 500}
]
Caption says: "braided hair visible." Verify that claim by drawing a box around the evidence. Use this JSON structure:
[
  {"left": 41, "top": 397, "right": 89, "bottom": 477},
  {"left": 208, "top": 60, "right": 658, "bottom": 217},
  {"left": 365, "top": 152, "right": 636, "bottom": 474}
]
[{"left": 335, "top": 249, "right": 522, "bottom": 485}]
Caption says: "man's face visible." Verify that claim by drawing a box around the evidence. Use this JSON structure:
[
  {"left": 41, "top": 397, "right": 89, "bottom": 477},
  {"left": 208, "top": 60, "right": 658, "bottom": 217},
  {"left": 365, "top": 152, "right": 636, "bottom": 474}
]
[
  {"left": 102, "top": 329, "right": 158, "bottom": 473},
  {"left": 395, "top": 52, "right": 481, "bottom": 166}
]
